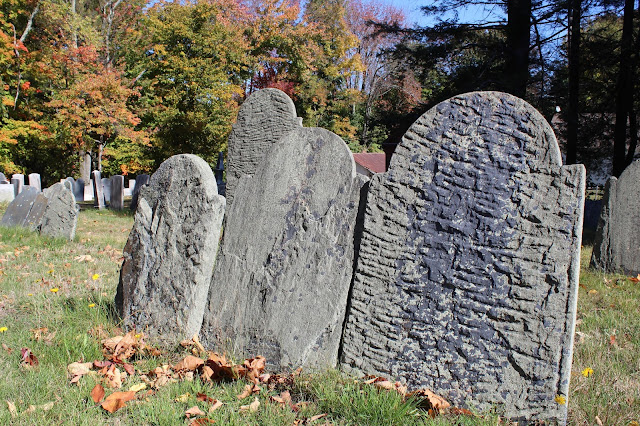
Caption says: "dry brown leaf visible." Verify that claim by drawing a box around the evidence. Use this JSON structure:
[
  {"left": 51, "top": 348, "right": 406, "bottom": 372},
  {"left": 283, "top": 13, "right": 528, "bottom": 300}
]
[
  {"left": 237, "top": 384, "right": 253, "bottom": 400},
  {"left": 31, "top": 327, "right": 56, "bottom": 344},
  {"left": 189, "top": 418, "right": 216, "bottom": 425},
  {"left": 20, "top": 347, "right": 38, "bottom": 367},
  {"left": 197, "top": 393, "right": 214, "bottom": 403},
  {"left": 243, "top": 356, "right": 266, "bottom": 383},
  {"left": 123, "top": 363, "right": 135, "bottom": 376},
  {"left": 68, "top": 361, "right": 93, "bottom": 383},
  {"left": 629, "top": 274, "right": 640, "bottom": 283},
  {"left": 129, "top": 383, "right": 146, "bottom": 393},
  {"left": 409, "top": 388, "right": 451, "bottom": 412},
  {"left": 91, "top": 384, "right": 106, "bottom": 403},
  {"left": 100, "top": 391, "right": 136, "bottom": 413},
  {"left": 2, "top": 343, "right": 11, "bottom": 354},
  {"left": 6, "top": 401, "right": 16, "bottom": 418},
  {"left": 309, "top": 413, "right": 327, "bottom": 422},
  {"left": 185, "top": 406, "right": 206, "bottom": 418},
  {"left": 595, "top": 415, "right": 604, "bottom": 426},
  {"left": 23, "top": 401, "right": 55, "bottom": 414},
  {"left": 208, "top": 400, "right": 223, "bottom": 413},
  {"left": 449, "top": 407, "right": 476, "bottom": 416},
  {"left": 175, "top": 355, "right": 204, "bottom": 371},
  {"left": 240, "top": 397, "right": 260, "bottom": 413},
  {"left": 104, "top": 365, "right": 123, "bottom": 389}
]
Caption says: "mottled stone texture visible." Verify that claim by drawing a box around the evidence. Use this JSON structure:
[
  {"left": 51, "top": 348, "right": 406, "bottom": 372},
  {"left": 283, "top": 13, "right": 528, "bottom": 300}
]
[
  {"left": 340, "top": 92, "right": 585, "bottom": 423},
  {"left": 201, "top": 127, "right": 366, "bottom": 371},
  {"left": 225, "top": 88, "right": 302, "bottom": 207},
  {"left": 591, "top": 160, "right": 640, "bottom": 274},
  {"left": 116, "top": 154, "right": 225, "bottom": 346},
  {"left": 40, "top": 182, "right": 78, "bottom": 240},
  {"left": 130, "top": 174, "right": 150, "bottom": 211},
  {"left": 1, "top": 186, "right": 39, "bottom": 227}
]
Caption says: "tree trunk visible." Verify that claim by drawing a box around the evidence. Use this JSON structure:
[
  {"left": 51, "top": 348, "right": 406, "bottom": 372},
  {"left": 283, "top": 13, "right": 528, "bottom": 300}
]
[
  {"left": 566, "top": 0, "right": 581, "bottom": 165},
  {"left": 612, "top": 0, "right": 635, "bottom": 177},
  {"left": 506, "top": 0, "right": 532, "bottom": 98},
  {"left": 79, "top": 150, "right": 92, "bottom": 182}
]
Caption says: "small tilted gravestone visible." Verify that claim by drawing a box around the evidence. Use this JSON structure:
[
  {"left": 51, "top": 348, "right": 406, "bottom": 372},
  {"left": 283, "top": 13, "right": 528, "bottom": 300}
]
[
  {"left": 28, "top": 173, "right": 41, "bottom": 191},
  {"left": 339, "top": 92, "right": 585, "bottom": 423},
  {"left": 200, "top": 126, "right": 367, "bottom": 371},
  {"left": 116, "top": 154, "right": 225, "bottom": 346},
  {"left": 0, "top": 183, "right": 78, "bottom": 240},
  {"left": 92, "top": 171, "right": 105, "bottom": 209},
  {"left": 110, "top": 175, "right": 125, "bottom": 210},
  {"left": 591, "top": 160, "right": 640, "bottom": 275},
  {"left": 225, "top": 88, "right": 302, "bottom": 207}
]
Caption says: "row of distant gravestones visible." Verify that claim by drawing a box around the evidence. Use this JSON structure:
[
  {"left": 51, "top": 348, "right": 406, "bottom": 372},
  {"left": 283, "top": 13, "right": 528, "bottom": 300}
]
[{"left": 116, "top": 89, "right": 591, "bottom": 423}]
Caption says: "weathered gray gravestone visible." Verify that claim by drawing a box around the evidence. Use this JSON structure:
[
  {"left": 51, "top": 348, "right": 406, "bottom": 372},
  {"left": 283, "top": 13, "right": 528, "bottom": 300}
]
[
  {"left": 0, "top": 172, "right": 6, "bottom": 182},
  {"left": 28, "top": 173, "right": 41, "bottom": 191},
  {"left": 11, "top": 177, "right": 23, "bottom": 197},
  {"left": 0, "top": 185, "right": 14, "bottom": 202},
  {"left": 339, "top": 92, "right": 585, "bottom": 423},
  {"left": 102, "top": 178, "right": 112, "bottom": 205},
  {"left": 116, "top": 155, "right": 225, "bottom": 346},
  {"left": 110, "top": 175, "right": 125, "bottom": 210},
  {"left": 129, "top": 174, "right": 149, "bottom": 211},
  {"left": 73, "top": 178, "right": 85, "bottom": 202},
  {"left": 201, "top": 127, "right": 367, "bottom": 371},
  {"left": 225, "top": 88, "right": 302, "bottom": 207},
  {"left": 40, "top": 183, "right": 78, "bottom": 240},
  {"left": 84, "top": 180, "right": 94, "bottom": 201},
  {"left": 92, "top": 171, "right": 105, "bottom": 209},
  {"left": 23, "top": 193, "right": 48, "bottom": 231},
  {"left": 591, "top": 160, "right": 640, "bottom": 274},
  {"left": 0, "top": 186, "right": 39, "bottom": 227}
]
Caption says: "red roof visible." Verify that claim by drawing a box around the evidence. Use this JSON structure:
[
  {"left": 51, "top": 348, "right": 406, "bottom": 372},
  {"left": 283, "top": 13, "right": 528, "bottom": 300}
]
[{"left": 353, "top": 153, "right": 386, "bottom": 174}]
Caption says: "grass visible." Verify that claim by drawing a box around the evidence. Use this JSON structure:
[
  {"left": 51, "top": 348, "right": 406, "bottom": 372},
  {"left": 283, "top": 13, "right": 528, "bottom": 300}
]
[{"left": 0, "top": 205, "right": 637, "bottom": 425}]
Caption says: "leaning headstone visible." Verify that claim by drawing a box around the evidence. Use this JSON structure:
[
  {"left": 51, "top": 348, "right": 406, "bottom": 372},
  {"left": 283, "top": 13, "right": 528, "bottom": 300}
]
[
  {"left": 0, "top": 186, "right": 39, "bottom": 227},
  {"left": 339, "top": 92, "right": 585, "bottom": 423},
  {"left": 92, "top": 171, "right": 105, "bottom": 209},
  {"left": 11, "top": 177, "right": 22, "bottom": 197},
  {"left": 27, "top": 173, "right": 41, "bottom": 192},
  {"left": 201, "top": 127, "right": 366, "bottom": 371},
  {"left": 116, "top": 155, "right": 225, "bottom": 346},
  {"left": 102, "top": 178, "right": 112, "bottom": 205},
  {"left": 225, "top": 88, "right": 302, "bottom": 206},
  {"left": 110, "top": 175, "right": 125, "bottom": 210},
  {"left": 23, "top": 193, "right": 48, "bottom": 231},
  {"left": 129, "top": 174, "right": 150, "bottom": 211},
  {"left": 73, "top": 178, "right": 85, "bottom": 202},
  {"left": 0, "top": 185, "right": 14, "bottom": 202},
  {"left": 40, "top": 183, "right": 78, "bottom": 240},
  {"left": 591, "top": 160, "right": 640, "bottom": 275}
]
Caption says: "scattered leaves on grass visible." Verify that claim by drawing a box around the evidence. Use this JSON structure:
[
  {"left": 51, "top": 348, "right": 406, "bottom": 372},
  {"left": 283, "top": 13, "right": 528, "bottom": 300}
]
[
  {"left": 6, "top": 400, "right": 16, "bottom": 418},
  {"left": 20, "top": 347, "right": 38, "bottom": 367},
  {"left": 100, "top": 391, "right": 136, "bottom": 413},
  {"left": 128, "top": 383, "right": 146, "bottom": 392},
  {"left": 237, "top": 383, "right": 261, "bottom": 400},
  {"left": 180, "top": 334, "right": 207, "bottom": 356},
  {"left": 23, "top": 401, "right": 55, "bottom": 414},
  {"left": 408, "top": 388, "right": 451, "bottom": 412},
  {"left": 175, "top": 393, "right": 191, "bottom": 403},
  {"left": 2, "top": 343, "right": 11, "bottom": 353},
  {"left": 588, "top": 289, "right": 597, "bottom": 295},
  {"left": 31, "top": 327, "right": 56, "bottom": 344},
  {"left": 74, "top": 255, "right": 94, "bottom": 263},
  {"left": 239, "top": 396, "right": 260, "bottom": 413},
  {"left": 91, "top": 384, "right": 106, "bottom": 403},
  {"left": 175, "top": 355, "right": 204, "bottom": 372},
  {"left": 208, "top": 400, "right": 223, "bottom": 413},
  {"left": 185, "top": 406, "right": 206, "bottom": 418},
  {"left": 189, "top": 418, "right": 216, "bottom": 425},
  {"left": 68, "top": 361, "right": 93, "bottom": 384},
  {"left": 629, "top": 274, "right": 640, "bottom": 283}
]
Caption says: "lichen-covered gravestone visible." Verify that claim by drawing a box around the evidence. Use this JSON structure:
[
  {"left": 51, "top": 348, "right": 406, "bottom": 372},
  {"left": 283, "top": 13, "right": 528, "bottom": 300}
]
[
  {"left": 591, "top": 160, "right": 640, "bottom": 274},
  {"left": 201, "top": 127, "right": 367, "bottom": 371},
  {"left": 40, "top": 182, "right": 78, "bottom": 240},
  {"left": 340, "top": 92, "right": 585, "bottom": 423},
  {"left": 116, "top": 154, "right": 225, "bottom": 346},
  {"left": 225, "top": 88, "right": 302, "bottom": 207}
]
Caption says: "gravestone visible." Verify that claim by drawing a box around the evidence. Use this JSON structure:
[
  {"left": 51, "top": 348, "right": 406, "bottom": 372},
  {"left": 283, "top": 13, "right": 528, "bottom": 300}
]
[
  {"left": 201, "top": 127, "right": 367, "bottom": 371},
  {"left": 84, "top": 181, "right": 94, "bottom": 201},
  {"left": 0, "top": 185, "right": 14, "bottom": 202},
  {"left": 225, "top": 88, "right": 302, "bottom": 207},
  {"left": 73, "top": 178, "right": 85, "bottom": 202},
  {"left": 11, "top": 177, "right": 22, "bottom": 197},
  {"left": 28, "top": 173, "right": 42, "bottom": 191},
  {"left": 92, "top": 171, "right": 105, "bottom": 209},
  {"left": 591, "top": 160, "right": 640, "bottom": 274},
  {"left": 116, "top": 155, "right": 225, "bottom": 346},
  {"left": 0, "top": 172, "right": 6, "bottom": 182},
  {"left": 124, "top": 179, "right": 135, "bottom": 197},
  {"left": 214, "top": 152, "right": 226, "bottom": 197},
  {"left": 40, "top": 182, "right": 78, "bottom": 240},
  {"left": 1, "top": 186, "right": 39, "bottom": 227},
  {"left": 339, "top": 92, "right": 585, "bottom": 423},
  {"left": 130, "top": 174, "right": 150, "bottom": 211},
  {"left": 23, "top": 193, "right": 49, "bottom": 231},
  {"left": 102, "top": 178, "right": 112, "bottom": 205},
  {"left": 110, "top": 175, "right": 125, "bottom": 210}
]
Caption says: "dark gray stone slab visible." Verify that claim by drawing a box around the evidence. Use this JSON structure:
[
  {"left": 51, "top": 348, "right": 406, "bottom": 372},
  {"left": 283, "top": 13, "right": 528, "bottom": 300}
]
[
  {"left": 116, "top": 155, "right": 225, "bottom": 347},
  {"left": 102, "top": 178, "right": 112, "bottom": 205},
  {"left": 11, "top": 177, "right": 22, "bottom": 197},
  {"left": 0, "top": 186, "right": 38, "bottom": 227},
  {"left": 40, "top": 182, "right": 78, "bottom": 240},
  {"left": 110, "top": 175, "right": 124, "bottom": 210},
  {"left": 225, "top": 88, "right": 302, "bottom": 207},
  {"left": 23, "top": 193, "right": 48, "bottom": 231},
  {"left": 92, "top": 171, "right": 105, "bottom": 209},
  {"left": 339, "top": 92, "right": 585, "bottom": 423},
  {"left": 73, "top": 178, "right": 85, "bottom": 202},
  {"left": 591, "top": 160, "right": 640, "bottom": 274},
  {"left": 201, "top": 127, "right": 366, "bottom": 371},
  {"left": 130, "top": 174, "right": 149, "bottom": 211},
  {"left": 28, "top": 173, "right": 41, "bottom": 191}
]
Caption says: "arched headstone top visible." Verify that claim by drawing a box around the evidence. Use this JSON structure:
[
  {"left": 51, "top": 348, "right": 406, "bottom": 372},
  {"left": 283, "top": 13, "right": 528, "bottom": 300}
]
[{"left": 392, "top": 91, "right": 562, "bottom": 172}]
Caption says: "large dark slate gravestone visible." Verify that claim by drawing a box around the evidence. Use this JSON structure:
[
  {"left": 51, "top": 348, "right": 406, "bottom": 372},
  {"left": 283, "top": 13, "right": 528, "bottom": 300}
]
[
  {"left": 201, "top": 127, "right": 367, "bottom": 371},
  {"left": 102, "top": 178, "right": 112, "bottom": 205},
  {"left": 591, "top": 160, "right": 640, "bottom": 274},
  {"left": 339, "top": 92, "right": 585, "bottom": 423},
  {"left": 73, "top": 178, "right": 85, "bottom": 202},
  {"left": 225, "top": 88, "right": 302, "bottom": 207},
  {"left": 110, "top": 175, "right": 124, "bottom": 210},
  {"left": 1, "top": 186, "right": 39, "bottom": 227},
  {"left": 116, "top": 155, "right": 225, "bottom": 346}
]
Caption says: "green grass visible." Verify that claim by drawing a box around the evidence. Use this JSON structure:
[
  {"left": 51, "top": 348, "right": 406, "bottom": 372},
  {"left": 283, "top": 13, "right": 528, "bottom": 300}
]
[{"left": 0, "top": 205, "right": 637, "bottom": 424}]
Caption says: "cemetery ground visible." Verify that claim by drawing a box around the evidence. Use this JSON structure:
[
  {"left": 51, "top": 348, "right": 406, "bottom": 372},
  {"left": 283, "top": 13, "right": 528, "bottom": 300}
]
[{"left": 0, "top": 206, "right": 637, "bottom": 426}]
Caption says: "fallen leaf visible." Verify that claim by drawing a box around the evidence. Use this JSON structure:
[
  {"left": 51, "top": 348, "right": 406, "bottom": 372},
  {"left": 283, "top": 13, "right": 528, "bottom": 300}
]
[
  {"left": 6, "top": 401, "right": 16, "bottom": 418},
  {"left": 175, "top": 393, "right": 191, "bottom": 403},
  {"left": 91, "top": 384, "right": 106, "bottom": 403},
  {"left": 175, "top": 355, "right": 204, "bottom": 371},
  {"left": 237, "top": 383, "right": 260, "bottom": 400},
  {"left": 75, "top": 255, "right": 94, "bottom": 263},
  {"left": 100, "top": 391, "right": 136, "bottom": 413},
  {"left": 409, "top": 388, "right": 450, "bottom": 412},
  {"left": 185, "top": 406, "right": 206, "bottom": 418},
  {"left": 588, "top": 289, "right": 598, "bottom": 295},
  {"left": 449, "top": 407, "right": 476, "bottom": 416},
  {"left": 129, "top": 383, "right": 146, "bottom": 393},
  {"left": 67, "top": 361, "right": 92, "bottom": 377},
  {"left": 31, "top": 327, "right": 56, "bottom": 343},
  {"left": 189, "top": 418, "right": 215, "bottom": 425},
  {"left": 197, "top": 393, "right": 214, "bottom": 403},
  {"left": 23, "top": 401, "right": 54, "bottom": 414},
  {"left": 629, "top": 274, "right": 640, "bottom": 283},
  {"left": 123, "top": 363, "right": 135, "bottom": 376},
  {"left": 609, "top": 335, "right": 617, "bottom": 346},
  {"left": 2, "top": 343, "right": 11, "bottom": 353},
  {"left": 104, "top": 365, "right": 123, "bottom": 389},
  {"left": 240, "top": 397, "right": 260, "bottom": 413},
  {"left": 20, "top": 347, "right": 39, "bottom": 367},
  {"left": 309, "top": 413, "right": 327, "bottom": 422},
  {"left": 595, "top": 415, "right": 603, "bottom": 426},
  {"left": 208, "top": 400, "right": 223, "bottom": 413}
]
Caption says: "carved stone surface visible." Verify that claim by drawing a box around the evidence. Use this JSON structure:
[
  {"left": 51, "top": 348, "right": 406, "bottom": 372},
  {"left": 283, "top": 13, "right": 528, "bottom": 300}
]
[
  {"left": 110, "top": 175, "right": 125, "bottom": 210},
  {"left": 591, "top": 160, "right": 640, "bottom": 274},
  {"left": 201, "top": 127, "right": 366, "bottom": 371},
  {"left": 339, "top": 92, "right": 585, "bottom": 423},
  {"left": 40, "top": 182, "right": 78, "bottom": 240},
  {"left": 116, "top": 154, "right": 225, "bottom": 346},
  {"left": 225, "top": 88, "right": 302, "bottom": 207}
]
